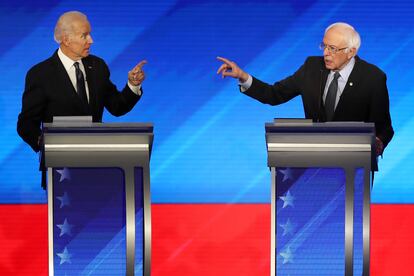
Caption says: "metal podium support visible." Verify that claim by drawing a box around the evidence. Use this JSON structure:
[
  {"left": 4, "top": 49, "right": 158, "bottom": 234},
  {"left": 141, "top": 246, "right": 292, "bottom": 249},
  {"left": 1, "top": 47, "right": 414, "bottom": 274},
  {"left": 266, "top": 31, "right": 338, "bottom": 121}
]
[
  {"left": 266, "top": 121, "right": 374, "bottom": 276},
  {"left": 43, "top": 122, "right": 153, "bottom": 276}
]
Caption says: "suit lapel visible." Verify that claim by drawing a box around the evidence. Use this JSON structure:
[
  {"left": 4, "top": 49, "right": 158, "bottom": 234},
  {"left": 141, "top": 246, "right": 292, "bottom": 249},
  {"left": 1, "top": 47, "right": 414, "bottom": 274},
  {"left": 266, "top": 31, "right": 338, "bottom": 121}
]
[
  {"left": 320, "top": 68, "right": 329, "bottom": 96},
  {"left": 51, "top": 51, "right": 78, "bottom": 99},
  {"left": 82, "top": 57, "right": 97, "bottom": 115},
  {"left": 52, "top": 51, "right": 90, "bottom": 113},
  {"left": 316, "top": 59, "right": 329, "bottom": 121}
]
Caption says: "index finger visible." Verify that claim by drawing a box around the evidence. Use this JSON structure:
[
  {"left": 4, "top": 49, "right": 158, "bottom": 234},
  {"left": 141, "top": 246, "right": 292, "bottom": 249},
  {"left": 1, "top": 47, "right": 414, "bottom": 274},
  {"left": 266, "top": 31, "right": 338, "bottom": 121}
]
[
  {"left": 133, "top": 60, "right": 148, "bottom": 71},
  {"left": 216, "top": 56, "right": 232, "bottom": 66}
]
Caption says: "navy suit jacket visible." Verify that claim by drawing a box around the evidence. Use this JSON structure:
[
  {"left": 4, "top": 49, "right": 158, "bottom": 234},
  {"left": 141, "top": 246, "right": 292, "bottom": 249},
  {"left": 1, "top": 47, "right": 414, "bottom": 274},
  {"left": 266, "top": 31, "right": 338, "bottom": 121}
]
[
  {"left": 17, "top": 50, "right": 142, "bottom": 152},
  {"left": 244, "top": 56, "right": 394, "bottom": 150}
]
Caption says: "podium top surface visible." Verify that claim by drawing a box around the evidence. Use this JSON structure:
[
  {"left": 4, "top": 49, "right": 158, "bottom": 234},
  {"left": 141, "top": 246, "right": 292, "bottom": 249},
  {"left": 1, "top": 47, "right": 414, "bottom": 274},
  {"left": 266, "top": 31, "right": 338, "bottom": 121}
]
[
  {"left": 265, "top": 121, "right": 375, "bottom": 134},
  {"left": 43, "top": 122, "right": 154, "bottom": 134}
]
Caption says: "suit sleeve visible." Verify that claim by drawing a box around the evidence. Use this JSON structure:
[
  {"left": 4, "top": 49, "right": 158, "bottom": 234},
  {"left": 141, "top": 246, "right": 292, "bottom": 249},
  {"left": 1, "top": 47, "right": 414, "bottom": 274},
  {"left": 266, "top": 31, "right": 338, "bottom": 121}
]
[
  {"left": 243, "top": 59, "right": 307, "bottom": 106},
  {"left": 370, "top": 72, "right": 394, "bottom": 149},
  {"left": 17, "top": 68, "right": 46, "bottom": 152},
  {"left": 101, "top": 61, "right": 142, "bottom": 116}
]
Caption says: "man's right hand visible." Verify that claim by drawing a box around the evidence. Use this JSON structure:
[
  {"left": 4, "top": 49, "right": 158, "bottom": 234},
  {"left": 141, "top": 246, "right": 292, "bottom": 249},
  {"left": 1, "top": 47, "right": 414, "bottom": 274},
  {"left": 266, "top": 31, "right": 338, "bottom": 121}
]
[
  {"left": 216, "top": 56, "right": 249, "bottom": 83},
  {"left": 128, "top": 60, "right": 147, "bottom": 86}
]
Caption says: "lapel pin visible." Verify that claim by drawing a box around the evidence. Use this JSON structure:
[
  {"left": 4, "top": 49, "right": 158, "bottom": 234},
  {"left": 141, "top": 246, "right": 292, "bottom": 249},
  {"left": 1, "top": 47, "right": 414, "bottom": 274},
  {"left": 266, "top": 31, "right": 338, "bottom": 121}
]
[
  {"left": 349, "top": 82, "right": 353, "bottom": 86},
  {"left": 88, "top": 66, "right": 92, "bottom": 69}
]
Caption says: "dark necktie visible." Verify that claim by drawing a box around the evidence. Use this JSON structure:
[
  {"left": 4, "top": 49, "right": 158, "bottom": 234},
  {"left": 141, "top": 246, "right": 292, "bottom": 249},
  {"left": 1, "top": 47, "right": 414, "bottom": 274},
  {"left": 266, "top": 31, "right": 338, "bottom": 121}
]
[
  {"left": 325, "top": 72, "right": 340, "bottom": 121},
  {"left": 73, "top": 62, "right": 89, "bottom": 108}
]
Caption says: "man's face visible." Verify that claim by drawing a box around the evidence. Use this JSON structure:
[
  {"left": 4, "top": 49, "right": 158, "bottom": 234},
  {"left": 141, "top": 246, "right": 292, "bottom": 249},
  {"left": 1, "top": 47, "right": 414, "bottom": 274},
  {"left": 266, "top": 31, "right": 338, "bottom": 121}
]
[
  {"left": 322, "top": 28, "right": 354, "bottom": 71},
  {"left": 63, "top": 19, "right": 93, "bottom": 60}
]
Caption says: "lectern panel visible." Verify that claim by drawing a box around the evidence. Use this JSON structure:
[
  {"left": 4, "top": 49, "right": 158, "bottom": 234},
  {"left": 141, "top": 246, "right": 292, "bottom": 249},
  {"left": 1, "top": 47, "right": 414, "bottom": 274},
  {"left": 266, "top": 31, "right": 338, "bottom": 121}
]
[
  {"left": 274, "top": 167, "right": 366, "bottom": 275},
  {"left": 51, "top": 167, "right": 145, "bottom": 275}
]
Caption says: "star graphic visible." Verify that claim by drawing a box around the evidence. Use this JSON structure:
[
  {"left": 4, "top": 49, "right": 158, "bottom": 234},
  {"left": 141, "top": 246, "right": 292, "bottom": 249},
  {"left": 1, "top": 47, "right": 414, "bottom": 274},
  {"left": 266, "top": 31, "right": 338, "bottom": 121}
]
[
  {"left": 279, "top": 168, "right": 293, "bottom": 182},
  {"left": 279, "top": 218, "right": 295, "bottom": 236},
  {"left": 56, "top": 192, "right": 71, "bottom": 208},
  {"left": 56, "top": 218, "right": 74, "bottom": 237},
  {"left": 280, "top": 247, "right": 294, "bottom": 264},
  {"left": 56, "top": 168, "right": 71, "bottom": 182},
  {"left": 279, "top": 191, "right": 295, "bottom": 208},
  {"left": 57, "top": 247, "right": 72, "bottom": 264}
]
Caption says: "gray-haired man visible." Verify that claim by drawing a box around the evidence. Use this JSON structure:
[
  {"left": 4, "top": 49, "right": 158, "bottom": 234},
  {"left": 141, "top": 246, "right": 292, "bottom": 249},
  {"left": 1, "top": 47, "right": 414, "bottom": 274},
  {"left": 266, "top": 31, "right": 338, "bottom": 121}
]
[{"left": 217, "top": 22, "right": 393, "bottom": 161}]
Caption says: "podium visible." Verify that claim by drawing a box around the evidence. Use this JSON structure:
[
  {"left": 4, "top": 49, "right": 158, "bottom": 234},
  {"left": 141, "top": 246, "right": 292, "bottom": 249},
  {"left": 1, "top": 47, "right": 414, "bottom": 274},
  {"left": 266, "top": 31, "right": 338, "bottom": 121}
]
[
  {"left": 266, "top": 121, "right": 374, "bottom": 276},
  {"left": 42, "top": 122, "right": 153, "bottom": 276}
]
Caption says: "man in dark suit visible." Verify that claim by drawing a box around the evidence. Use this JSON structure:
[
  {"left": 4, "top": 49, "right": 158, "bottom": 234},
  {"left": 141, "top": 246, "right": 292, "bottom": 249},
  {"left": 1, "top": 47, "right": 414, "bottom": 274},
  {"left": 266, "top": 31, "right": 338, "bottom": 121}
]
[
  {"left": 17, "top": 11, "right": 146, "bottom": 153},
  {"left": 216, "top": 22, "right": 393, "bottom": 157}
]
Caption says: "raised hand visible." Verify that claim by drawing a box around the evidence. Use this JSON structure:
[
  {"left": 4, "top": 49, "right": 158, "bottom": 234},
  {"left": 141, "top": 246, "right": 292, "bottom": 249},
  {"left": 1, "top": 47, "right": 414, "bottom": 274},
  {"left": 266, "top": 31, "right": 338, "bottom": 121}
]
[
  {"left": 128, "top": 60, "right": 147, "bottom": 86},
  {"left": 216, "top": 56, "right": 249, "bottom": 82}
]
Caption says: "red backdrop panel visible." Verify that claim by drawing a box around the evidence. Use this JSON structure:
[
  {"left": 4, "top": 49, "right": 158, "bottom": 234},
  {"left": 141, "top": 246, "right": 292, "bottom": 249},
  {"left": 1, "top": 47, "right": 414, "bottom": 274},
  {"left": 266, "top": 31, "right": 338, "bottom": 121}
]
[{"left": 1, "top": 203, "right": 414, "bottom": 275}]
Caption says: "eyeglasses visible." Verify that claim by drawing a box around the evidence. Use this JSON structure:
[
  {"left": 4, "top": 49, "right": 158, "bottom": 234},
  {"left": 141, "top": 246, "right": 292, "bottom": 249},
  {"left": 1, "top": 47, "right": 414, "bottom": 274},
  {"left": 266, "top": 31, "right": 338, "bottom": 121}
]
[{"left": 319, "top": 43, "right": 348, "bottom": 54}]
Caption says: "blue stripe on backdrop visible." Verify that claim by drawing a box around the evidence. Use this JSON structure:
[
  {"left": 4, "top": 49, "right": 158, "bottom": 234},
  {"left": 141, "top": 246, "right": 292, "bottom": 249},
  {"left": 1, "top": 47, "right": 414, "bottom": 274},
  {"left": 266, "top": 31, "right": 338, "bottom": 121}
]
[
  {"left": 0, "top": 1, "right": 60, "bottom": 60},
  {"left": 0, "top": 0, "right": 413, "bottom": 204}
]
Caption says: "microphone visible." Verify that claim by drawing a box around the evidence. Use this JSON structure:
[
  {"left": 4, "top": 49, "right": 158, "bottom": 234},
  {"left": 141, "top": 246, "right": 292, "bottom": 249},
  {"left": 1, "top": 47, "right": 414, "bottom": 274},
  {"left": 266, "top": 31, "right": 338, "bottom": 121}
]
[{"left": 317, "top": 69, "right": 324, "bottom": 122}]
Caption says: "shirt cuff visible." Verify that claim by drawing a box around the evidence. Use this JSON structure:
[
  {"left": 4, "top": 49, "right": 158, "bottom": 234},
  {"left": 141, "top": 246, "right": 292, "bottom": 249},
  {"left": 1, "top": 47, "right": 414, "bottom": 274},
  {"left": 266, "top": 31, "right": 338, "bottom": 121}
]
[
  {"left": 239, "top": 74, "right": 253, "bottom": 92},
  {"left": 128, "top": 82, "right": 142, "bottom": 96}
]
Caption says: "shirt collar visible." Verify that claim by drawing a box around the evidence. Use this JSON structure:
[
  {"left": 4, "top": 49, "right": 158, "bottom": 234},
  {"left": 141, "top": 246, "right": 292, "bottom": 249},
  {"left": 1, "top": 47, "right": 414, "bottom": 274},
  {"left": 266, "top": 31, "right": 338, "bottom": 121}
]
[
  {"left": 330, "top": 57, "right": 355, "bottom": 82},
  {"left": 58, "top": 48, "right": 82, "bottom": 71}
]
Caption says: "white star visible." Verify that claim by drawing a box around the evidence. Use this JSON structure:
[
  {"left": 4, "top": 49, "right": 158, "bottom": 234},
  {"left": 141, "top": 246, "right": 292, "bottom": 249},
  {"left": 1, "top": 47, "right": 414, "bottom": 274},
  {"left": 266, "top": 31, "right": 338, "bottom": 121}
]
[
  {"left": 279, "top": 168, "right": 293, "bottom": 182},
  {"left": 57, "top": 247, "right": 72, "bottom": 264},
  {"left": 56, "top": 192, "right": 71, "bottom": 208},
  {"left": 57, "top": 218, "right": 74, "bottom": 237},
  {"left": 56, "top": 168, "right": 71, "bottom": 182},
  {"left": 279, "top": 218, "right": 295, "bottom": 236},
  {"left": 279, "top": 191, "right": 295, "bottom": 208},
  {"left": 280, "top": 247, "right": 294, "bottom": 264}
]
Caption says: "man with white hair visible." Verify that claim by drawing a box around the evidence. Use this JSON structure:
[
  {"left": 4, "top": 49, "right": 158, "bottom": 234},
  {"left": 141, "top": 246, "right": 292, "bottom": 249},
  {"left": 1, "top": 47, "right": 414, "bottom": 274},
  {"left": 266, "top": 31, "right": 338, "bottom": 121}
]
[
  {"left": 18, "top": 11, "right": 146, "bottom": 153},
  {"left": 217, "top": 22, "right": 394, "bottom": 160}
]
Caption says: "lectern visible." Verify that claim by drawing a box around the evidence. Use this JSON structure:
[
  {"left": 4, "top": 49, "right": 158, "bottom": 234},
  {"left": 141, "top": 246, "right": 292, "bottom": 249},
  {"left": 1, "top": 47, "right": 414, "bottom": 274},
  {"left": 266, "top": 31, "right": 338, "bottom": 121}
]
[
  {"left": 266, "top": 121, "right": 374, "bottom": 276},
  {"left": 42, "top": 122, "right": 153, "bottom": 276}
]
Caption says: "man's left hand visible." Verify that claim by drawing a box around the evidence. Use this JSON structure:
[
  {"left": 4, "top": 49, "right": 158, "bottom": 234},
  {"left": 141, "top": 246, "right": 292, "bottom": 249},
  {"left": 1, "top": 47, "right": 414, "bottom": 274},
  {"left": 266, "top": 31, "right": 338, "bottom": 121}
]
[
  {"left": 375, "top": 137, "right": 384, "bottom": 157},
  {"left": 128, "top": 60, "right": 147, "bottom": 86}
]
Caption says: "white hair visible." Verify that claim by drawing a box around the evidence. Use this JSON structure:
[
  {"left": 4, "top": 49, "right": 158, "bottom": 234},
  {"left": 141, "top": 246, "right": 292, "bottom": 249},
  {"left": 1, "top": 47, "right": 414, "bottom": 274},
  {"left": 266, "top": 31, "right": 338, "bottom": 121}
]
[
  {"left": 54, "top": 11, "right": 88, "bottom": 43},
  {"left": 325, "top": 22, "right": 361, "bottom": 53}
]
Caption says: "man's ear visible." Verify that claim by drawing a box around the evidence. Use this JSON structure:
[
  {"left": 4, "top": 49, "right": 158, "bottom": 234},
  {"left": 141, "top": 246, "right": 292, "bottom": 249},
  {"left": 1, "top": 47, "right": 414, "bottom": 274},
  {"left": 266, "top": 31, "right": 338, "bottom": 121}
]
[
  {"left": 62, "top": 34, "right": 71, "bottom": 46},
  {"left": 347, "top": 47, "right": 356, "bottom": 58}
]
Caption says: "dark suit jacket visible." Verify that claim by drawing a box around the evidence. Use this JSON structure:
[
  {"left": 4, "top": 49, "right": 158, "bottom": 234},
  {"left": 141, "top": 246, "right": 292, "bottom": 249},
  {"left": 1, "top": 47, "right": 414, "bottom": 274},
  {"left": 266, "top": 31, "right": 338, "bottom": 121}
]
[
  {"left": 17, "top": 50, "right": 142, "bottom": 152},
  {"left": 244, "top": 56, "right": 394, "bottom": 149}
]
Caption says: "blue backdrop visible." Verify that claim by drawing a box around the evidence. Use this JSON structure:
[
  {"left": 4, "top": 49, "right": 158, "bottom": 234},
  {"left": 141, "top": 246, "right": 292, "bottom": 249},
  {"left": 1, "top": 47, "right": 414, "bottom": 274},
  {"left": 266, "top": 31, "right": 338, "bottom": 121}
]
[{"left": 0, "top": 0, "right": 412, "bottom": 204}]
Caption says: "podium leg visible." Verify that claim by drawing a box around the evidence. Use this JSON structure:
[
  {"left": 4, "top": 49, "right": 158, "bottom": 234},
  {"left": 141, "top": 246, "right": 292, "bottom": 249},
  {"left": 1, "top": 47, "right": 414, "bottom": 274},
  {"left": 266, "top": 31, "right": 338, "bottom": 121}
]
[
  {"left": 48, "top": 168, "right": 54, "bottom": 276},
  {"left": 125, "top": 168, "right": 136, "bottom": 276},
  {"left": 345, "top": 170, "right": 355, "bottom": 276},
  {"left": 362, "top": 170, "right": 371, "bottom": 276},
  {"left": 271, "top": 167, "right": 276, "bottom": 276},
  {"left": 143, "top": 165, "right": 152, "bottom": 276}
]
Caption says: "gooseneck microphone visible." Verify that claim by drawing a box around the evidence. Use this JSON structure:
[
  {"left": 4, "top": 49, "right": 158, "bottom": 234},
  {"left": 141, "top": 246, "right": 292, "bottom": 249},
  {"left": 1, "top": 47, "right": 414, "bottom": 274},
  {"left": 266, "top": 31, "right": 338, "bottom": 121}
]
[{"left": 317, "top": 69, "right": 324, "bottom": 122}]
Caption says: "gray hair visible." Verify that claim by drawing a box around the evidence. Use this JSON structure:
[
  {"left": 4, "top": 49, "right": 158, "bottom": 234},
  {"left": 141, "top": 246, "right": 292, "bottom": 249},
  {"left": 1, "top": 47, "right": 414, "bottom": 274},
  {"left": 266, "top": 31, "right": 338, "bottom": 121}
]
[
  {"left": 325, "top": 22, "right": 361, "bottom": 53},
  {"left": 54, "top": 11, "right": 88, "bottom": 43}
]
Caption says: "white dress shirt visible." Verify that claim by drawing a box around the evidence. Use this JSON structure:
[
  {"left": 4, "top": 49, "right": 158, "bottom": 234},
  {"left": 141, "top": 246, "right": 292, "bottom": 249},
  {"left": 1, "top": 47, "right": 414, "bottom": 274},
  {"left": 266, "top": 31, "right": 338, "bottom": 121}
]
[
  {"left": 58, "top": 48, "right": 91, "bottom": 101},
  {"left": 322, "top": 57, "right": 355, "bottom": 109}
]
